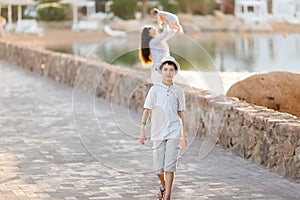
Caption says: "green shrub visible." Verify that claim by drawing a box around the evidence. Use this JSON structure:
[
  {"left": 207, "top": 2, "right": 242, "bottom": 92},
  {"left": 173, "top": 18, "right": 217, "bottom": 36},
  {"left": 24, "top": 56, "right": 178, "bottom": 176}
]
[
  {"left": 94, "top": 0, "right": 107, "bottom": 12},
  {"left": 158, "top": 0, "right": 179, "bottom": 13},
  {"left": 37, "top": 2, "right": 66, "bottom": 21},
  {"left": 111, "top": 0, "right": 137, "bottom": 20},
  {"left": 176, "top": 0, "right": 216, "bottom": 15}
]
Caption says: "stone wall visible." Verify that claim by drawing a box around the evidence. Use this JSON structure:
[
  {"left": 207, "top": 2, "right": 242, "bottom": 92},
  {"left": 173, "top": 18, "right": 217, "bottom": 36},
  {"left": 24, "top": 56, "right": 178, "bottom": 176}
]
[{"left": 0, "top": 41, "right": 299, "bottom": 181}]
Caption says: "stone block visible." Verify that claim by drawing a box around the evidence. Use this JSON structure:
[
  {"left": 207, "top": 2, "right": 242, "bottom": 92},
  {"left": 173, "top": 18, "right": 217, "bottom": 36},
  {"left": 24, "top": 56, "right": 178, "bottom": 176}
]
[
  {"left": 231, "top": 142, "right": 245, "bottom": 158},
  {"left": 242, "top": 126, "right": 256, "bottom": 150},
  {"left": 252, "top": 141, "right": 263, "bottom": 165},
  {"left": 262, "top": 137, "right": 270, "bottom": 165},
  {"left": 283, "top": 140, "right": 295, "bottom": 157},
  {"left": 285, "top": 157, "right": 300, "bottom": 180},
  {"left": 296, "top": 147, "right": 300, "bottom": 160}
]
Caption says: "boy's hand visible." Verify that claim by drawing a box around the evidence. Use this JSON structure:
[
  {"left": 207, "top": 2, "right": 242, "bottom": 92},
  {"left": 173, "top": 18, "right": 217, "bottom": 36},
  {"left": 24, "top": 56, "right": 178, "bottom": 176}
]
[
  {"left": 140, "top": 135, "right": 146, "bottom": 145},
  {"left": 180, "top": 137, "right": 187, "bottom": 149},
  {"left": 139, "top": 127, "right": 146, "bottom": 145}
]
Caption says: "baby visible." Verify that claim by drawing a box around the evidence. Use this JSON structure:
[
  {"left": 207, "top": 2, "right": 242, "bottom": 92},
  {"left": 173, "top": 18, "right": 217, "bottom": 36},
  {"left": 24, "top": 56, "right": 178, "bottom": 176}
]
[{"left": 150, "top": 8, "right": 184, "bottom": 34}]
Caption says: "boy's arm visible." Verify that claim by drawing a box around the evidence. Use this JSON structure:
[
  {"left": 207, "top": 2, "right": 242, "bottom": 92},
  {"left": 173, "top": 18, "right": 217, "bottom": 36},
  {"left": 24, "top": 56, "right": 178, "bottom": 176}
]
[
  {"left": 140, "top": 109, "right": 151, "bottom": 145},
  {"left": 178, "top": 111, "right": 187, "bottom": 148}
]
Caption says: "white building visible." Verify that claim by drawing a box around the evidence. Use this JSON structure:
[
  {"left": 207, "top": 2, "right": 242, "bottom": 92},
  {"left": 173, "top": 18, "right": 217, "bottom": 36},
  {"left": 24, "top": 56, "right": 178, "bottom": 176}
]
[
  {"left": 61, "top": 0, "right": 98, "bottom": 31},
  {"left": 234, "top": 0, "right": 268, "bottom": 23},
  {"left": 234, "top": 0, "right": 300, "bottom": 24},
  {"left": 271, "top": 0, "right": 300, "bottom": 23}
]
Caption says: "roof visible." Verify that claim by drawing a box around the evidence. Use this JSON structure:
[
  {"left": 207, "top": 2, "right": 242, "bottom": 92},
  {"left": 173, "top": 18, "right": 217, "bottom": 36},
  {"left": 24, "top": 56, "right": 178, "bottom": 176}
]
[
  {"left": 60, "top": 0, "right": 95, "bottom": 7},
  {"left": 0, "top": 0, "right": 36, "bottom": 5},
  {"left": 235, "top": 1, "right": 266, "bottom": 6}
]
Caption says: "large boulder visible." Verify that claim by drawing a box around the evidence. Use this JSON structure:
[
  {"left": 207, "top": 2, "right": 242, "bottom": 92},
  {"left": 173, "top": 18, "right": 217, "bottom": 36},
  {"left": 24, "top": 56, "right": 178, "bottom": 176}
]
[{"left": 226, "top": 71, "right": 300, "bottom": 117}]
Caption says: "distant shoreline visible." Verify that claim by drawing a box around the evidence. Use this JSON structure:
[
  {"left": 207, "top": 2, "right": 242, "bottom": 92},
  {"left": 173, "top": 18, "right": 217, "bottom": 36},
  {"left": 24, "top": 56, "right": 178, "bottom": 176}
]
[{"left": 1, "top": 17, "right": 300, "bottom": 48}]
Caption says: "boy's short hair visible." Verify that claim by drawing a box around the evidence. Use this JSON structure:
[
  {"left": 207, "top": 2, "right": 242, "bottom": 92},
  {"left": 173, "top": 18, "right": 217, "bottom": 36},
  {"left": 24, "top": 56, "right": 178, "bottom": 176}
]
[{"left": 159, "top": 56, "right": 180, "bottom": 71}]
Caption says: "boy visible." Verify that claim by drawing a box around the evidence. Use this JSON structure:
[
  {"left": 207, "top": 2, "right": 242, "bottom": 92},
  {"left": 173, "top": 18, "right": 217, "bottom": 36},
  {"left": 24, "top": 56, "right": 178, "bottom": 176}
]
[
  {"left": 151, "top": 8, "right": 184, "bottom": 34},
  {"left": 140, "top": 56, "right": 187, "bottom": 200}
]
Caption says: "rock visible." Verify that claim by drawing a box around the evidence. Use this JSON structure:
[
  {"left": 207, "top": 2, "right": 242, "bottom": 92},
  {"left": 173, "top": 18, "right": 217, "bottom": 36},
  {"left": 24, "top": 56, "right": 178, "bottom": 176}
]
[
  {"left": 284, "top": 139, "right": 295, "bottom": 157},
  {"left": 296, "top": 147, "right": 300, "bottom": 160},
  {"left": 285, "top": 158, "right": 300, "bottom": 179},
  {"left": 226, "top": 71, "right": 300, "bottom": 117}
]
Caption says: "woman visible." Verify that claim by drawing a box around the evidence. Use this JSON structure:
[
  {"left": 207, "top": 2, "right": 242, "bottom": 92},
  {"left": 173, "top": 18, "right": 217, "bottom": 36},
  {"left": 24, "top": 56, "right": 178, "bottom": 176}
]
[{"left": 139, "top": 25, "right": 176, "bottom": 83}]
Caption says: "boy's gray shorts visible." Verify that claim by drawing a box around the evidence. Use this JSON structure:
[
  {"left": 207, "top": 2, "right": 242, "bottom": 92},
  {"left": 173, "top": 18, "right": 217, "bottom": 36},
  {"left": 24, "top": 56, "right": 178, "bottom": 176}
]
[{"left": 152, "top": 139, "right": 180, "bottom": 174}]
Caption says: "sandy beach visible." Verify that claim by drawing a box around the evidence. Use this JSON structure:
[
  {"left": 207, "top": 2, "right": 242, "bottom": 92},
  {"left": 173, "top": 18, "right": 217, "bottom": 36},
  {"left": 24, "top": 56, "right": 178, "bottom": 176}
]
[{"left": 0, "top": 28, "right": 109, "bottom": 47}]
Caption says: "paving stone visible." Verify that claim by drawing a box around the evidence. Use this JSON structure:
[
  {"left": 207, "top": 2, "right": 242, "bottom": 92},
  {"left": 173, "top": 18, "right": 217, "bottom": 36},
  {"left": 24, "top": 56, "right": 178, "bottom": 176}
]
[{"left": 0, "top": 60, "right": 299, "bottom": 199}]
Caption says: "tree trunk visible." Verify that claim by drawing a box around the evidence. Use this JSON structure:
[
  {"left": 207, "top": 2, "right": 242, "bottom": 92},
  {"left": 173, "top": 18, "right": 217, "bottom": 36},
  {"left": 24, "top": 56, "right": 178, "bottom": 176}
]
[
  {"left": 220, "top": 0, "right": 226, "bottom": 13},
  {"left": 142, "top": 0, "right": 147, "bottom": 19}
]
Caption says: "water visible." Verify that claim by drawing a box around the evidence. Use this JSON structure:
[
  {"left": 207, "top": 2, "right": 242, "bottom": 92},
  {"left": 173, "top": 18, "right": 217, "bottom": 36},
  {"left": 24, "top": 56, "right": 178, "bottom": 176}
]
[
  {"left": 46, "top": 32, "right": 300, "bottom": 73},
  {"left": 45, "top": 32, "right": 300, "bottom": 93}
]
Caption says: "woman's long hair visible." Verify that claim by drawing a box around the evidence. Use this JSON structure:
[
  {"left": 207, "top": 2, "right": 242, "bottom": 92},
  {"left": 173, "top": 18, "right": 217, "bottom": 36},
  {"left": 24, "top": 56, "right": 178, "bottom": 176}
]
[{"left": 139, "top": 26, "right": 153, "bottom": 65}]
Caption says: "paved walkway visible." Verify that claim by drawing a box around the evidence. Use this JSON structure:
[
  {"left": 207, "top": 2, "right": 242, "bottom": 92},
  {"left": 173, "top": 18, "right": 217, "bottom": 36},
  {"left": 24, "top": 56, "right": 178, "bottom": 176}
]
[{"left": 0, "top": 60, "right": 299, "bottom": 200}]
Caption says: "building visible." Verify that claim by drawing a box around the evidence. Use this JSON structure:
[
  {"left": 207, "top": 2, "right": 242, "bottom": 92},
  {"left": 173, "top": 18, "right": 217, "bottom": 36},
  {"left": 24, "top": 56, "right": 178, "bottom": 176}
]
[
  {"left": 234, "top": 0, "right": 268, "bottom": 23},
  {"left": 234, "top": 0, "right": 300, "bottom": 24},
  {"left": 271, "top": 0, "right": 300, "bottom": 23}
]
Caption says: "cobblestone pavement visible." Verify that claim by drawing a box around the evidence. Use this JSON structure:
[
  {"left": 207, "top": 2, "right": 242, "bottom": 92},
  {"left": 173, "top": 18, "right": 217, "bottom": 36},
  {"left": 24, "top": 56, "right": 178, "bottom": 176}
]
[{"left": 0, "top": 60, "right": 299, "bottom": 200}]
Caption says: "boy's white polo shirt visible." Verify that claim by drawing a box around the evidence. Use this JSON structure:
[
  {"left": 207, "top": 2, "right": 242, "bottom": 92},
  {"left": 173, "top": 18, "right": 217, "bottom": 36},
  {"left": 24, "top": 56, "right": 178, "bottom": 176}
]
[{"left": 144, "top": 83, "right": 185, "bottom": 140}]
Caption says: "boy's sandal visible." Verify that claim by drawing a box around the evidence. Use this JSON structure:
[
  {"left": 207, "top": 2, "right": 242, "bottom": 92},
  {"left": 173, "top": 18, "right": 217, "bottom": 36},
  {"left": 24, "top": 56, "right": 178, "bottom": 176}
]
[{"left": 157, "top": 187, "right": 165, "bottom": 200}]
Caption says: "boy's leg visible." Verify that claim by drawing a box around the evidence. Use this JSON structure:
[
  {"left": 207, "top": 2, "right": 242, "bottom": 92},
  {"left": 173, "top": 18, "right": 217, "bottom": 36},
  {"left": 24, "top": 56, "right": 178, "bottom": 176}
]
[
  {"left": 163, "top": 139, "right": 180, "bottom": 199},
  {"left": 153, "top": 140, "right": 166, "bottom": 199},
  {"left": 157, "top": 173, "right": 165, "bottom": 189},
  {"left": 153, "top": 140, "right": 165, "bottom": 174},
  {"left": 157, "top": 173, "right": 166, "bottom": 199},
  {"left": 163, "top": 172, "right": 174, "bottom": 200}
]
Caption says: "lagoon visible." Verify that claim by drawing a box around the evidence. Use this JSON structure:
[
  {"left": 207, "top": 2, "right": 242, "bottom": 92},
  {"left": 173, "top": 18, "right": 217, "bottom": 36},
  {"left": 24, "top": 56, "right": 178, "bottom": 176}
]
[{"left": 46, "top": 31, "right": 300, "bottom": 93}]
